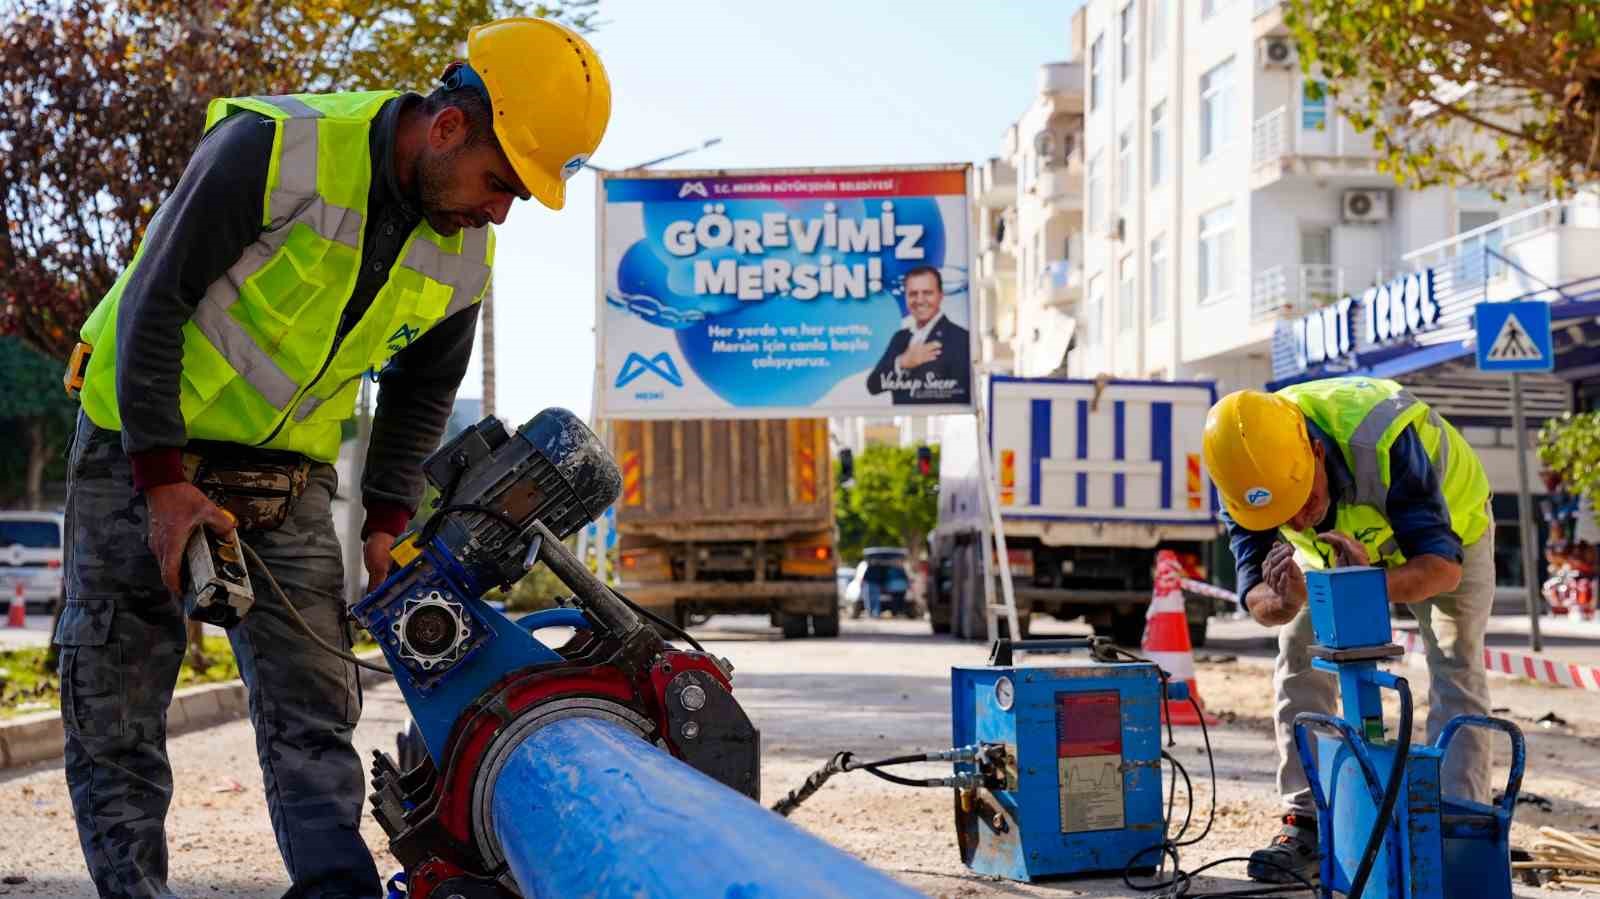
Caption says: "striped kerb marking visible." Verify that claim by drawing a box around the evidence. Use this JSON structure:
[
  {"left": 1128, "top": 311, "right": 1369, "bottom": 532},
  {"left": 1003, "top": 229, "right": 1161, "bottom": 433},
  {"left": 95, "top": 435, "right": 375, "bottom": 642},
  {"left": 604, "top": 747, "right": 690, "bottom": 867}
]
[{"left": 622, "top": 450, "right": 642, "bottom": 506}]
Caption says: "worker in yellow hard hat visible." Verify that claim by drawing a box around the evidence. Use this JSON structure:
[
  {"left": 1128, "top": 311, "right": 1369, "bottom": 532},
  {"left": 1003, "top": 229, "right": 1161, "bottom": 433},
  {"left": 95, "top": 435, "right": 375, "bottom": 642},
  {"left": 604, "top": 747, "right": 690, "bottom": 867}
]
[
  {"left": 59, "top": 18, "right": 609, "bottom": 898},
  {"left": 1203, "top": 376, "right": 1495, "bottom": 886}
]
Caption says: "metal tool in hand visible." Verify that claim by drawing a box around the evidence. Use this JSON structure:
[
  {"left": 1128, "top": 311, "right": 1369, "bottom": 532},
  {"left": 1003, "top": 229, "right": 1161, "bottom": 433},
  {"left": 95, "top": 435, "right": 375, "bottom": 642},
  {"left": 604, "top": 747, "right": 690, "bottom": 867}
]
[{"left": 182, "top": 527, "right": 253, "bottom": 628}]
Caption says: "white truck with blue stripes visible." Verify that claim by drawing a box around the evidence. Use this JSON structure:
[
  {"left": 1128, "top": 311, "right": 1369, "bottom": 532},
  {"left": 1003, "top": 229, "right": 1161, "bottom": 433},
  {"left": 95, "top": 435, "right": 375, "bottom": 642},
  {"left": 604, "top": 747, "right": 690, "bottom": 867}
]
[{"left": 928, "top": 377, "right": 1222, "bottom": 644}]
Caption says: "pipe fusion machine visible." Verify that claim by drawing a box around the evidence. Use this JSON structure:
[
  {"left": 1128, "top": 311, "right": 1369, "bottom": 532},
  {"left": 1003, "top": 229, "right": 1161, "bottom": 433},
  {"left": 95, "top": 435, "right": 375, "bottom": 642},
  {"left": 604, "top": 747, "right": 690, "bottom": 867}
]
[
  {"left": 354, "top": 410, "right": 917, "bottom": 899},
  {"left": 940, "top": 568, "right": 1529, "bottom": 898},
  {"left": 1292, "top": 566, "right": 1527, "bottom": 899}
]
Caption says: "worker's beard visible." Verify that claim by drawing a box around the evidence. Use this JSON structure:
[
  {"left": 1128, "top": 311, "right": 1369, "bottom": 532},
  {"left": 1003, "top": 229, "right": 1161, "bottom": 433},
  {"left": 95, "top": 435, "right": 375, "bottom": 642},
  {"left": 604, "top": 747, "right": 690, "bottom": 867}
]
[{"left": 413, "top": 146, "right": 480, "bottom": 235}]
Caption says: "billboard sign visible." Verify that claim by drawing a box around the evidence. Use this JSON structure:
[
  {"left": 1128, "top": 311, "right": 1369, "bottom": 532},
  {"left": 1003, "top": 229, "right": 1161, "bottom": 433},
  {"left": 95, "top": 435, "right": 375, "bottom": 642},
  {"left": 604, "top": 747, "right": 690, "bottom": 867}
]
[{"left": 597, "top": 165, "right": 974, "bottom": 418}]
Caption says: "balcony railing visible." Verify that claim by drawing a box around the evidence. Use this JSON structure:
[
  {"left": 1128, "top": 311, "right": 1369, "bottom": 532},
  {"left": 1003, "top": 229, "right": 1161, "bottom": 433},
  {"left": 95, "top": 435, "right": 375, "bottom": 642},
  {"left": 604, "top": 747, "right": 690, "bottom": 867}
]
[
  {"left": 1038, "top": 260, "right": 1083, "bottom": 307},
  {"left": 1251, "top": 264, "right": 1346, "bottom": 321},
  {"left": 979, "top": 157, "right": 1016, "bottom": 208},
  {"left": 1252, "top": 106, "right": 1289, "bottom": 168},
  {"left": 1403, "top": 200, "right": 1565, "bottom": 281}
]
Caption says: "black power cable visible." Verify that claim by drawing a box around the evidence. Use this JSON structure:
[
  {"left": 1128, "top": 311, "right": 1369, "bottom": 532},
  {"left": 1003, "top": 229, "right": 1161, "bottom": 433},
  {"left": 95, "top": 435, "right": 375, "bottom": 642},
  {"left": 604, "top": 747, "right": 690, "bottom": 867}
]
[
  {"left": 1087, "top": 645, "right": 1316, "bottom": 898},
  {"left": 771, "top": 748, "right": 984, "bottom": 817}
]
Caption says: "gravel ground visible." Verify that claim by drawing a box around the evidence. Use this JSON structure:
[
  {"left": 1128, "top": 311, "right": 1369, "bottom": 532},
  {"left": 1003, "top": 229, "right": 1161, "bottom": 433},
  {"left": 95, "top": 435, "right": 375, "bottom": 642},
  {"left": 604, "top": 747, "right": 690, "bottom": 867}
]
[{"left": 1, "top": 614, "right": 1597, "bottom": 898}]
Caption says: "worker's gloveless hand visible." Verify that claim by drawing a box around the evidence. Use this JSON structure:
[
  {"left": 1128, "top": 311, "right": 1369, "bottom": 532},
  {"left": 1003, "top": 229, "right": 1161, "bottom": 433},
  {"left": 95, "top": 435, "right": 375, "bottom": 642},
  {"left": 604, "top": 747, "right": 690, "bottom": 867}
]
[
  {"left": 1318, "top": 531, "right": 1371, "bottom": 568},
  {"left": 364, "top": 532, "right": 396, "bottom": 595},
  {"left": 145, "top": 482, "right": 237, "bottom": 598},
  {"left": 1261, "top": 542, "right": 1307, "bottom": 610}
]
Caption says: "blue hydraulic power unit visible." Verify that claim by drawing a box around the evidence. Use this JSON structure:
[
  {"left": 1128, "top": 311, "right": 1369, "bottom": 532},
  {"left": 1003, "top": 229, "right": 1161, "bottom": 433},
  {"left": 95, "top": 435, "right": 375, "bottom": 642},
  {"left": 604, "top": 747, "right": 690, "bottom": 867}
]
[
  {"left": 1294, "top": 567, "right": 1526, "bottom": 899},
  {"left": 950, "top": 637, "right": 1186, "bottom": 881}
]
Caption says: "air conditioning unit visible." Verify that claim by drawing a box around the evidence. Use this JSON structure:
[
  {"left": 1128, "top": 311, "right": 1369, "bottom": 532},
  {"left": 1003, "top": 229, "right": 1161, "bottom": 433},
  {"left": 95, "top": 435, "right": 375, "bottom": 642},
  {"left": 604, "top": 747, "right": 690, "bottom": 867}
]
[
  {"left": 1258, "top": 36, "right": 1295, "bottom": 69},
  {"left": 1342, "top": 189, "right": 1391, "bottom": 224}
]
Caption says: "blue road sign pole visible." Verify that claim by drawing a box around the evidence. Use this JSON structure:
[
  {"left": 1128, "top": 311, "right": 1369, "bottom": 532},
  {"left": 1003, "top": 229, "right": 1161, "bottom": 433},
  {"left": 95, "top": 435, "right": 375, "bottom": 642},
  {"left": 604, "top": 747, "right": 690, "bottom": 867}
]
[
  {"left": 1511, "top": 372, "right": 1543, "bottom": 652},
  {"left": 1476, "top": 300, "right": 1551, "bottom": 653}
]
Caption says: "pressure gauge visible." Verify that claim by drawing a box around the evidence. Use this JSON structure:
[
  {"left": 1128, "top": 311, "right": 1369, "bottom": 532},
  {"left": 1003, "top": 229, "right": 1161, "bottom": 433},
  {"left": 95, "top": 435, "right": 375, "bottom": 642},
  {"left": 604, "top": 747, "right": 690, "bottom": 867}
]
[{"left": 994, "top": 676, "right": 1015, "bottom": 711}]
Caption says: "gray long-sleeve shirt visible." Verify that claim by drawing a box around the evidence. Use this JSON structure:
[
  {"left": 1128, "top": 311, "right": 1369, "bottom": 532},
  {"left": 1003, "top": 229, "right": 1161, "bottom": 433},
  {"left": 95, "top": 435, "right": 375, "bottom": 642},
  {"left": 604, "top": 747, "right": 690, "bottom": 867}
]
[{"left": 112, "top": 93, "right": 480, "bottom": 529}]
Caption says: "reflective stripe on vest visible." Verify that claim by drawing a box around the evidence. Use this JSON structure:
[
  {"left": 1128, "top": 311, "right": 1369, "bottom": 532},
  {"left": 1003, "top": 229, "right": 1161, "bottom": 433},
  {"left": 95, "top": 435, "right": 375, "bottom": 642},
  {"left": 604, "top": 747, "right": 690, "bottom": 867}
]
[
  {"left": 76, "top": 91, "right": 494, "bottom": 461},
  {"left": 1346, "top": 388, "right": 1421, "bottom": 506},
  {"left": 288, "top": 227, "right": 492, "bottom": 423},
  {"left": 1277, "top": 377, "right": 1491, "bottom": 570},
  {"left": 190, "top": 95, "right": 365, "bottom": 410}
]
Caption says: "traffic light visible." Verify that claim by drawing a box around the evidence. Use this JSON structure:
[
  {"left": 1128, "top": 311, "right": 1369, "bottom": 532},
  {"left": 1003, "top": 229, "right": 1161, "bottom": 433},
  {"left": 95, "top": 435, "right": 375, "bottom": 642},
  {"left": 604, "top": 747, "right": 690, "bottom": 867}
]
[{"left": 916, "top": 445, "right": 932, "bottom": 477}]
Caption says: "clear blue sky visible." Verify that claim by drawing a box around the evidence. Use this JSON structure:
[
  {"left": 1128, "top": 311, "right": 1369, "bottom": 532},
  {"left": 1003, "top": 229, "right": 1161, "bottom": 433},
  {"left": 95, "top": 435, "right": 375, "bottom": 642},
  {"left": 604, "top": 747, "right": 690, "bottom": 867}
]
[{"left": 466, "top": 0, "right": 1084, "bottom": 426}]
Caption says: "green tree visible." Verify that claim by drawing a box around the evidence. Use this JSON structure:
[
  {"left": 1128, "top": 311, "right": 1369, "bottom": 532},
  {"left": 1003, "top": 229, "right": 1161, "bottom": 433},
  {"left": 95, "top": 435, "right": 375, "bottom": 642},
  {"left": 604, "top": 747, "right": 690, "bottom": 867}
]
[
  {"left": 834, "top": 445, "right": 939, "bottom": 564},
  {"left": 0, "top": 0, "right": 597, "bottom": 360},
  {"left": 1285, "top": 0, "right": 1600, "bottom": 194},
  {"left": 1539, "top": 411, "right": 1600, "bottom": 524},
  {"left": 0, "top": 337, "right": 75, "bottom": 509}
]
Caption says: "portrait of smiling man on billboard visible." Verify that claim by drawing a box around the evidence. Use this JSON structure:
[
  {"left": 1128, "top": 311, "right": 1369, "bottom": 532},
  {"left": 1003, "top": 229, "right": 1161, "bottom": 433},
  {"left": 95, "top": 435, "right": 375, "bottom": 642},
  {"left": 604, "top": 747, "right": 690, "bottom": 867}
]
[{"left": 866, "top": 265, "right": 971, "bottom": 405}]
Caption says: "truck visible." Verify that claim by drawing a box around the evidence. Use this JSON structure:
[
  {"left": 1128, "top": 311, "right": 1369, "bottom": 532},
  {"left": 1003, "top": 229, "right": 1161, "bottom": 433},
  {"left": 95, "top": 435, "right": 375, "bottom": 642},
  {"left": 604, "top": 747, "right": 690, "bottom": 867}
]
[
  {"left": 927, "top": 376, "right": 1221, "bottom": 645},
  {"left": 608, "top": 417, "right": 841, "bottom": 638}
]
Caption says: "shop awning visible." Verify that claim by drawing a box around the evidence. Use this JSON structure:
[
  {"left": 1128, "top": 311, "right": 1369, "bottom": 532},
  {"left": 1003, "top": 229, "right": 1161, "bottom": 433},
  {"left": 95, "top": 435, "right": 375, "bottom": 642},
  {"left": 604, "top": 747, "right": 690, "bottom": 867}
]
[{"left": 1267, "top": 279, "right": 1600, "bottom": 428}]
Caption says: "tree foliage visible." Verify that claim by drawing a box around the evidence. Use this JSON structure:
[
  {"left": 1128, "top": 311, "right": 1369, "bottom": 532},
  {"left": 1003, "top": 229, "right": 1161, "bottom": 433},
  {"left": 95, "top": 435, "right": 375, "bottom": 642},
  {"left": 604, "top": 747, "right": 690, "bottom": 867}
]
[
  {"left": 0, "top": 0, "right": 597, "bottom": 361},
  {"left": 1538, "top": 411, "right": 1600, "bottom": 525},
  {"left": 834, "top": 445, "right": 939, "bottom": 564},
  {"left": 0, "top": 336, "right": 75, "bottom": 508},
  {"left": 1285, "top": 0, "right": 1600, "bottom": 194}
]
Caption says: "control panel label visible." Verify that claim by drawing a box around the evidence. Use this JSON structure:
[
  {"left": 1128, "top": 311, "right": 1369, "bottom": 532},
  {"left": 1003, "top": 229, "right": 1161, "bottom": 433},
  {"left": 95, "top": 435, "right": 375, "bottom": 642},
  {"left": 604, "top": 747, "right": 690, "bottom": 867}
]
[{"left": 1056, "top": 691, "right": 1124, "bottom": 833}]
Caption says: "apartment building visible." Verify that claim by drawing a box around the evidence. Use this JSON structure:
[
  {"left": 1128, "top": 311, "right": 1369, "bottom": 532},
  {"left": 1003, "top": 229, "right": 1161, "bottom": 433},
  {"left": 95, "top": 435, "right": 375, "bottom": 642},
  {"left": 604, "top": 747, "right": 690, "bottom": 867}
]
[{"left": 1022, "top": 0, "right": 1531, "bottom": 396}]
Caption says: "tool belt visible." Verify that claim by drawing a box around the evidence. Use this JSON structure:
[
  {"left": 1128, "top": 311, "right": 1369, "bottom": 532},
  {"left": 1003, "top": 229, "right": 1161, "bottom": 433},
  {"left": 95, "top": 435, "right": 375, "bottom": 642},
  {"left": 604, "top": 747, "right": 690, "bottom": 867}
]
[{"left": 182, "top": 441, "right": 311, "bottom": 532}]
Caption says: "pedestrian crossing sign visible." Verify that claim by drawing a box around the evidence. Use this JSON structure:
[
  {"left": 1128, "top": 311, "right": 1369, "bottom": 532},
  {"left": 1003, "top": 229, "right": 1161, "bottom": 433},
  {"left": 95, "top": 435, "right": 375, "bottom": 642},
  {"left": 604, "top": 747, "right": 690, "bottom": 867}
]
[{"left": 1475, "top": 301, "right": 1553, "bottom": 372}]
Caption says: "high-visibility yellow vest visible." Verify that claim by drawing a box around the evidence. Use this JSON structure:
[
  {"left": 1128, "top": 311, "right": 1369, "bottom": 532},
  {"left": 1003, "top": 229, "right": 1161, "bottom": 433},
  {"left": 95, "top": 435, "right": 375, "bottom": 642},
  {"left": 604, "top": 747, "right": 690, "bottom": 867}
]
[
  {"left": 78, "top": 91, "right": 495, "bottom": 463},
  {"left": 1277, "top": 377, "right": 1492, "bottom": 570}
]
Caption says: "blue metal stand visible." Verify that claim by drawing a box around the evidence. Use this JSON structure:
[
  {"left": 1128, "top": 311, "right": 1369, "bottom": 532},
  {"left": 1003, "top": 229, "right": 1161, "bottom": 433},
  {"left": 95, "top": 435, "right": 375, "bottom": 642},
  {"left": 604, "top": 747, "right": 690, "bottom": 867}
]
[{"left": 1293, "top": 568, "right": 1526, "bottom": 899}]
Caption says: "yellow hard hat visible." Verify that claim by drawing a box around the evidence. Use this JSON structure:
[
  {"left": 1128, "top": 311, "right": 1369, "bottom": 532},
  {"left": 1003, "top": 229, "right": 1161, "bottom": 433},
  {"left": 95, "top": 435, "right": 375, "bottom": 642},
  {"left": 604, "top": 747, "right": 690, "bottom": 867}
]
[
  {"left": 467, "top": 17, "right": 612, "bottom": 211},
  {"left": 1202, "top": 390, "right": 1315, "bottom": 532}
]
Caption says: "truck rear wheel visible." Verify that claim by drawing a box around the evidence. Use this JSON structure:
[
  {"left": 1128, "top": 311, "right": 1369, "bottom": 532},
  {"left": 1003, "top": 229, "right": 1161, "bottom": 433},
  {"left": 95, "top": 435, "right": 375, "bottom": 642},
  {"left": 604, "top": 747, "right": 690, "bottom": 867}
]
[
  {"left": 810, "top": 610, "right": 840, "bottom": 638},
  {"left": 780, "top": 612, "right": 810, "bottom": 639}
]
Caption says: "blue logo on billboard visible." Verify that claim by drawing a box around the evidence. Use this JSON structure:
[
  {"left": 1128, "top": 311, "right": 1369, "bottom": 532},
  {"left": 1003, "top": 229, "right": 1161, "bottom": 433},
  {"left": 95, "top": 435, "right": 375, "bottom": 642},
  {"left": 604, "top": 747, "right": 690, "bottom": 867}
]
[{"left": 616, "top": 352, "right": 683, "bottom": 388}]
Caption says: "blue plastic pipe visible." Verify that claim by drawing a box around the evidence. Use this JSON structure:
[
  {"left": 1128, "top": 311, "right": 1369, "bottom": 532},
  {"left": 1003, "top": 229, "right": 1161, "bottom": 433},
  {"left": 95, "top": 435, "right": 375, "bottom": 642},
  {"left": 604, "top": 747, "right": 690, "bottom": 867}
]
[{"left": 490, "top": 716, "right": 925, "bottom": 898}]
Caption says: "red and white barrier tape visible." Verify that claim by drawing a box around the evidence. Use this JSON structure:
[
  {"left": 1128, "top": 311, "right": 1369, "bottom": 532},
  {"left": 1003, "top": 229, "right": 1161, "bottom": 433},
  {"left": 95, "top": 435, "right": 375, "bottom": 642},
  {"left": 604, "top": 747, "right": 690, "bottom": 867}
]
[
  {"left": 1180, "top": 579, "right": 1237, "bottom": 603},
  {"left": 1396, "top": 631, "right": 1600, "bottom": 691}
]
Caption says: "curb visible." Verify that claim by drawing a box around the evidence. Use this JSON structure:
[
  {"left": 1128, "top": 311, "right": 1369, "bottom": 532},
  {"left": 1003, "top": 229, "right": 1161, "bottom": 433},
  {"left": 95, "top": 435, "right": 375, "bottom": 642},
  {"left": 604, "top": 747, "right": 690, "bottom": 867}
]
[{"left": 0, "top": 651, "right": 391, "bottom": 770}]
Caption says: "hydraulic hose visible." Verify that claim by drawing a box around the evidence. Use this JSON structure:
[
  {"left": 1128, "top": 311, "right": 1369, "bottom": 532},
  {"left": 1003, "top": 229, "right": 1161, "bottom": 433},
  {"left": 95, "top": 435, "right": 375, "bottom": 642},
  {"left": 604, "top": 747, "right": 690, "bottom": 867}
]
[{"left": 1346, "top": 675, "right": 1413, "bottom": 899}]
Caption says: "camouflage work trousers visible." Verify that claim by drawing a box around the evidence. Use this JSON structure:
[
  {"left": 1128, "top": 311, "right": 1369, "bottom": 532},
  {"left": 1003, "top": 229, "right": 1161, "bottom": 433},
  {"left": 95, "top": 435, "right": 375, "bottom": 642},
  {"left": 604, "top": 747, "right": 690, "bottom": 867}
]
[{"left": 58, "top": 413, "right": 380, "bottom": 899}]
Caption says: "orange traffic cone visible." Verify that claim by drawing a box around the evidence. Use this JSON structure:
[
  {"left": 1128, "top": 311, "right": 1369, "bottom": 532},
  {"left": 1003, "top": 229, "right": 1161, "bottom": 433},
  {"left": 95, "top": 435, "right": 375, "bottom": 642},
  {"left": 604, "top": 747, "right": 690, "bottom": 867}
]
[
  {"left": 7, "top": 581, "right": 25, "bottom": 628},
  {"left": 1142, "top": 550, "right": 1217, "bottom": 726}
]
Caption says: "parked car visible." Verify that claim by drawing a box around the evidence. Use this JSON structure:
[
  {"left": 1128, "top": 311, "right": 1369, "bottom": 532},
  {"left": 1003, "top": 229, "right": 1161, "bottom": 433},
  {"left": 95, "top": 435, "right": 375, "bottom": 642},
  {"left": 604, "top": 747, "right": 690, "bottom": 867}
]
[
  {"left": 0, "top": 511, "right": 66, "bottom": 614},
  {"left": 847, "top": 548, "right": 920, "bottom": 619}
]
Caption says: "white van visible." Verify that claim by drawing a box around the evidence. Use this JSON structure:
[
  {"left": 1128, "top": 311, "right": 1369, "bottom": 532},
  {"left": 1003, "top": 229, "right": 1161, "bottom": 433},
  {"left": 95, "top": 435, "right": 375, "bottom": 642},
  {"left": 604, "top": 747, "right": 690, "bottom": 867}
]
[{"left": 0, "top": 511, "right": 66, "bottom": 613}]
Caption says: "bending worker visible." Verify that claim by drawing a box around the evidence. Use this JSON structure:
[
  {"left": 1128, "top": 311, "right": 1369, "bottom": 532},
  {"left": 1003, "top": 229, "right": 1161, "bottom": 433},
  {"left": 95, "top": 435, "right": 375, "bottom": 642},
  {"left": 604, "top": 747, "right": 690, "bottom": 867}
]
[
  {"left": 1202, "top": 376, "right": 1495, "bottom": 885},
  {"left": 57, "top": 19, "right": 609, "bottom": 899}
]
